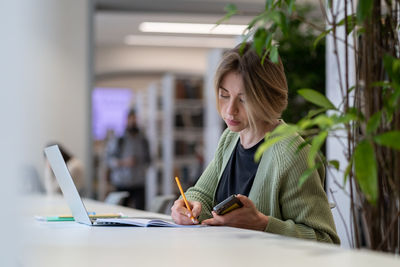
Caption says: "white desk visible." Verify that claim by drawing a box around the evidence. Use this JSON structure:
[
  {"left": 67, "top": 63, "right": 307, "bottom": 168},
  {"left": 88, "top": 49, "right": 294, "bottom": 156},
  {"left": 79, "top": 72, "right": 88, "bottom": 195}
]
[{"left": 20, "top": 195, "right": 399, "bottom": 267}]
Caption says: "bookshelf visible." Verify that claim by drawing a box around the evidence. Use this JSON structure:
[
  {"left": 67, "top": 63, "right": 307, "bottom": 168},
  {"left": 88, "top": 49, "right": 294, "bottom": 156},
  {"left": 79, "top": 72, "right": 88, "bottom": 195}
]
[
  {"left": 162, "top": 73, "right": 205, "bottom": 195},
  {"left": 146, "top": 49, "right": 224, "bottom": 211}
]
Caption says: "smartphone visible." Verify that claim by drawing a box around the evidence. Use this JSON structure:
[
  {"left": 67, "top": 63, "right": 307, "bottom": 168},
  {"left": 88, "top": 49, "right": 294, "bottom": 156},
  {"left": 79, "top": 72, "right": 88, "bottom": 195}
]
[{"left": 213, "top": 194, "right": 243, "bottom": 215}]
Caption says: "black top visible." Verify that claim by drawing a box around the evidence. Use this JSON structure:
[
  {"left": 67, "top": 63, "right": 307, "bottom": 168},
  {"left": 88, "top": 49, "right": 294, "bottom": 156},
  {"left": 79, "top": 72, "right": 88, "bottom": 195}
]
[{"left": 215, "top": 138, "right": 264, "bottom": 204}]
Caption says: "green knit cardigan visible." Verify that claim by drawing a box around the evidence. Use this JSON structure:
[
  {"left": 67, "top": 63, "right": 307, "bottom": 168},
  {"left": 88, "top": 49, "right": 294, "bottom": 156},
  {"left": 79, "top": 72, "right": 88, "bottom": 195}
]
[{"left": 185, "top": 128, "right": 340, "bottom": 244}]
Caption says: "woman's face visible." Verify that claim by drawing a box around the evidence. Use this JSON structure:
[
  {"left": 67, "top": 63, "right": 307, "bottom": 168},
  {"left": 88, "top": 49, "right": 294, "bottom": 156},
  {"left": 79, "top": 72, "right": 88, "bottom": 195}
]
[{"left": 218, "top": 71, "right": 249, "bottom": 133}]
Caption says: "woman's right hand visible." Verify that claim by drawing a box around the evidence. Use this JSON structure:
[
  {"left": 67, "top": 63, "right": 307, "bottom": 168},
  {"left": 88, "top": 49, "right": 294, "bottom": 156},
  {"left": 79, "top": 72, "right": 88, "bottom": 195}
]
[{"left": 171, "top": 199, "right": 202, "bottom": 225}]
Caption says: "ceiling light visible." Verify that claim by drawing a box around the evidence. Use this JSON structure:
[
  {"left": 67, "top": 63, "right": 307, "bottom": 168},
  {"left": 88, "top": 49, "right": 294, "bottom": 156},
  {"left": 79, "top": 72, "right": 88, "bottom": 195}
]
[
  {"left": 124, "top": 35, "right": 238, "bottom": 48},
  {"left": 139, "top": 22, "right": 248, "bottom": 35}
]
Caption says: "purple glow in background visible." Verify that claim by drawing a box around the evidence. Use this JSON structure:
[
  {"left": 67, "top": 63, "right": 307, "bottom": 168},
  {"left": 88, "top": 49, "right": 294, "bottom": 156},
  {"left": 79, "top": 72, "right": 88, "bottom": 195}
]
[{"left": 92, "top": 88, "right": 134, "bottom": 140}]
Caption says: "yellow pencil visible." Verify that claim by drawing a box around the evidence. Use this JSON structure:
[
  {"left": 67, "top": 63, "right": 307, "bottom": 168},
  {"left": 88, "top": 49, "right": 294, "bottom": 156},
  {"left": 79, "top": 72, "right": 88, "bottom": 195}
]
[{"left": 175, "top": 176, "right": 197, "bottom": 224}]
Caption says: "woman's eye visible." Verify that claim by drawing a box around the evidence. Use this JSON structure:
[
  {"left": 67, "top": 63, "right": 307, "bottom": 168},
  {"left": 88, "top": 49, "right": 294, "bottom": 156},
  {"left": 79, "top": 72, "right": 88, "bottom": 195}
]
[
  {"left": 239, "top": 98, "right": 245, "bottom": 103},
  {"left": 219, "top": 94, "right": 229, "bottom": 98}
]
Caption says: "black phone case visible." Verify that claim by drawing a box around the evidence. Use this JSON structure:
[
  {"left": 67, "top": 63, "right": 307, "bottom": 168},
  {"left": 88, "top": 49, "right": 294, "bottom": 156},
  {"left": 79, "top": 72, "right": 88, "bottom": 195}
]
[{"left": 213, "top": 194, "right": 243, "bottom": 215}]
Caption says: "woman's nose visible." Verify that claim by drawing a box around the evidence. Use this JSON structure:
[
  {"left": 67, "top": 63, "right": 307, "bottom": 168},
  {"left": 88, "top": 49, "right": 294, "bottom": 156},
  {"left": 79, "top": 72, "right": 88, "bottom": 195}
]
[{"left": 226, "top": 99, "right": 238, "bottom": 115}]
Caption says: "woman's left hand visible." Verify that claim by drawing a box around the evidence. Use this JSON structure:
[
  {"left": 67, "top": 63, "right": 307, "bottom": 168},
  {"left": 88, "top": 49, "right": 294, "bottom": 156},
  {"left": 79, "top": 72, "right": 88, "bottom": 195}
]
[{"left": 201, "top": 194, "right": 269, "bottom": 231}]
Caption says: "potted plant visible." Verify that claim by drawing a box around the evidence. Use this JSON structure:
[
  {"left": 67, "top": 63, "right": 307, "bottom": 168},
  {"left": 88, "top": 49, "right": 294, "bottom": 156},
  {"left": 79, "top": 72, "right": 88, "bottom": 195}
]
[{"left": 223, "top": 0, "right": 400, "bottom": 252}]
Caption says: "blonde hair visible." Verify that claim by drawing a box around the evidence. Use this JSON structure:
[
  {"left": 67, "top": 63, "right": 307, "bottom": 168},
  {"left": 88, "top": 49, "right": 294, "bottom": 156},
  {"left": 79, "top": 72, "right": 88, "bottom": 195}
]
[{"left": 215, "top": 42, "right": 288, "bottom": 130}]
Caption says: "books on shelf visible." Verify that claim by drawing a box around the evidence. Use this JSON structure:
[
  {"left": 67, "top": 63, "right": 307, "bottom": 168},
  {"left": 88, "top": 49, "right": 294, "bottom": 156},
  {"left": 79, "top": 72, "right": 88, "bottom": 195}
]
[
  {"left": 175, "top": 78, "right": 203, "bottom": 99},
  {"left": 175, "top": 111, "right": 204, "bottom": 128},
  {"left": 147, "top": 73, "right": 207, "bottom": 200}
]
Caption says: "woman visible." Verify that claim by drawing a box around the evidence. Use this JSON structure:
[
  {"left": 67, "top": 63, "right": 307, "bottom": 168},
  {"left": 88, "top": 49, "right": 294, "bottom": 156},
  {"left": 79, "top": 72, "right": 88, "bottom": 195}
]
[{"left": 171, "top": 42, "right": 340, "bottom": 244}]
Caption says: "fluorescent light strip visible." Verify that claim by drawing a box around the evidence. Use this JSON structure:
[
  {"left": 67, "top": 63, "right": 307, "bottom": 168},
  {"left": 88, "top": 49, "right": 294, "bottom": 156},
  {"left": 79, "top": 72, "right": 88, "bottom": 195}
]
[
  {"left": 139, "top": 22, "right": 248, "bottom": 35},
  {"left": 124, "top": 35, "right": 237, "bottom": 48}
]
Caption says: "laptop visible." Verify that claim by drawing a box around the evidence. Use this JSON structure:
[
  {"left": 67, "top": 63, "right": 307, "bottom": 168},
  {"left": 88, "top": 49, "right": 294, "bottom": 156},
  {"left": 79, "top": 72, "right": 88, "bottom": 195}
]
[
  {"left": 44, "top": 145, "right": 194, "bottom": 228},
  {"left": 44, "top": 145, "right": 122, "bottom": 226}
]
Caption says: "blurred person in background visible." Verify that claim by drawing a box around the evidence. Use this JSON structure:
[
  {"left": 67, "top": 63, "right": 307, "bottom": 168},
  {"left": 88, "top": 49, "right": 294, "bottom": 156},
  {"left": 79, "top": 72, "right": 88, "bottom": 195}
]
[
  {"left": 43, "top": 143, "right": 85, "bottom": 195},
  {"left": 106, "top": 109, "right": 150, "bottom": 210}
]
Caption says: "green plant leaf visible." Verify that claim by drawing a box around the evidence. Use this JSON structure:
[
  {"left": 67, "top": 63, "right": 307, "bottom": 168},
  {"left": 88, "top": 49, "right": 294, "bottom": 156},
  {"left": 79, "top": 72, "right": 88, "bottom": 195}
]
[
  {"left": 253, "top": 28, "right": 268, "bottom": 56},
  {"left": 298, "top": 89, "right": 336, "bottom": 110},
  {"left": 247, "top": 11, "right": 268, "bottom": 30},
  {"left": 337, "top": 15, "right": 357, "bottom": 35},
  {"left": 332, "top": 113, "right": 358, "bottom": 125},
  {"left": 383, "top": 54, "right": 400, "bottom": 85},
  {"left": 278, "top": 11, "right": 289, "bottom": 37},
  {"left": 328, "top": 160, "right": 340, "bottom": 170},
  {"left": 346, "top": 15, "right": 357, "bottom": 35},
  {"left": 347, "top": 85, "right": 355, "bottom": 93},
  {"left": 313, "top": 29, "right": 331, "bottom": 49},
  {"left": 298, "top": 117, "right": 313, "bottom": 130},
  {"left": 267, "top": 10, "right": 282, "bottom": 25},
  {"left": 224, "top": 3, "right": 237, "bottom": 14},
  {"left": 327, "top": 0, "right": 333, "bottom": 9},
  {"left": 255, "top": 124, "right": 299, "bottom": 161},
  {"left": 255, "top": 135, "right": 281, "bottom": 162},
  {"left": 311, "top": 114, "right": 334, "bottom": 129},
  {"left": 383, "top": 54, "right": 395, "bottom": 81},
  {"left": 356, "top": 26, "right": 366, "bottom": 38},
  {"left": 343, "top": 160, "right": 352, "bottom": 186},
  {"left": 372, "top": 81, "right": 391, "bottom": 87},
  {"left": 261, "top": 33, "right": 273, "bottom": 65},
  {"left": 366, "top": 111, "right": 382, "bottom": 134},
  {"left": 271, "top": 123, "right": 299, "bottom": 136},
  {"left": 388, "top": 88, "right": 400, "bottom": 109},
  {"left": 347, "top": 107, "right": 365, "bottom": 121},
  {"left": 265, "top": 0, "right": 274, "bottom": 10},
  {"left": 384, "top": 107, "right": 394, "bottom": 124},
  {"left": 285, "top": 0, "right": 295, "bottom": 14},
  {"left": 239, "top": 39, "right": 249, "bottom": 55},
  {"left": 356, "top": 0, "right": 373, "bottom": 24},
  {"left": 373, "top": 131, "right": 400, "bottom": 150},
  {"left": 265, "top": 32, "right": 273, "bottom": 49},
  {"left": 269, "top": 45, "right": 279, "bottom": 63},
  {"left": 295, "top": 140, "right": 310, "bottom": 154},
  {"left": 354, "top": 140, "right": 378, "bottom": 205},
  {"left": 298, "top": 114, "right": 335, "bottom": 131},
  {"left": 306, "top": 108, "right": 327, "bottom": 119},
  {"left": 261, "top": 50, "right": 269, "bottom": 66},
  {"left": 308, "top": 131, "right": 328, "bottom": 167},
  {"left": 215, "top": 4, "right": 238, "bottom": 25},
  {"left": 299, "top": 164, "right": 320, "bottom": 187}
]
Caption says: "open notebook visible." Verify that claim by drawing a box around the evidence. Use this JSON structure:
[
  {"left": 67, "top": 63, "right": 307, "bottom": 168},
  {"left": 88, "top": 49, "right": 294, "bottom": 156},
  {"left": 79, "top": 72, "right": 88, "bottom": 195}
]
[{"left": 95, "top": 218, "right": 203, "bottom": 227}]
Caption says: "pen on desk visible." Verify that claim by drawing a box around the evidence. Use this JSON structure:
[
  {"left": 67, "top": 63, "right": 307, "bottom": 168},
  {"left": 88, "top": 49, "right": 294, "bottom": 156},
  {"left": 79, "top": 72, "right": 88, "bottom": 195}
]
[
  {"left": 175, "top": 176, "right": 197, "bottom": 224},
  {"left": 57, "top": 214, "right": 122, "bottom": 219}
]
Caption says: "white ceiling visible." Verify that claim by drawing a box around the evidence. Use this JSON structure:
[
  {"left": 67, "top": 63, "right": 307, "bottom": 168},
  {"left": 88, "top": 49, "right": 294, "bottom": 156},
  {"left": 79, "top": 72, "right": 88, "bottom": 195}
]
[
  {"left": 94, "top": 0, "right": 266, "bottom": 47},
  {"left": 95, "top": 0, "right": 318, "bottom": 47},
  {"left": 95, "top": 0, "right": 267, "bottom": 15},
  {"left": 95, "top": 12, "right": 255, "bottom": 47},
  {"left": 94, "top": 0, "right": 320, "bottom": 78}
]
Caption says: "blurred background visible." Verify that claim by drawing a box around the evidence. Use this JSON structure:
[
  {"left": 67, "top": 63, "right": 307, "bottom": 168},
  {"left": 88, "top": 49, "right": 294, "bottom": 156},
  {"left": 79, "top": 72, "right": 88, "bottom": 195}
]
[
  {"left": 1, "top": 1, "right": 334, "bottom": 256},
  {"left": 1, "top": 0, "right": 325, "bottom": 210}
]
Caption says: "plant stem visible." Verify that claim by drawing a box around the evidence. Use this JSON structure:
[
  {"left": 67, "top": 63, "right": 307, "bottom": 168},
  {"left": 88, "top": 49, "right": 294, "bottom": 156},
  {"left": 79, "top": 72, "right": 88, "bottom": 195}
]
[
  {"left": 377, "top": 211, "right": 400, "bottom": 251},
  {"left": 330, "top": 188, "right": 353, "bottom": 246}
]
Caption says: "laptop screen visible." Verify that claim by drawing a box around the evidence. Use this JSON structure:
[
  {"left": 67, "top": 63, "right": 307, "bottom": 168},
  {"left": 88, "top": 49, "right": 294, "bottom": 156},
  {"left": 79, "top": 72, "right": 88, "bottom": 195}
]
[{"left": 44, "top": 145, "right": 92, "bottom": 225}]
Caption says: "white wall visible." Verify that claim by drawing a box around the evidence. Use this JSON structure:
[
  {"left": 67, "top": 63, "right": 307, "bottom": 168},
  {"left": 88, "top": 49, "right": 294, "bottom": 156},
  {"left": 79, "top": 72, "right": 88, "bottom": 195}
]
[
  {"left": 96, "top": 46, "right": 208, "bottom": 75},
  {"left": 325, "top": 0, "right": 354, "bottom": 248},
  {"left": 0, "top": 0, "right": 90, "bottom": 263},
  {"left": 15, "top": 0, "right": 91, "bottom": 191},
  {"left": 204, "top": 48, "right": 224, "bottom": 165},
  {"left": 96, "top": 74, "right": 162, "bottom": 92}
]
